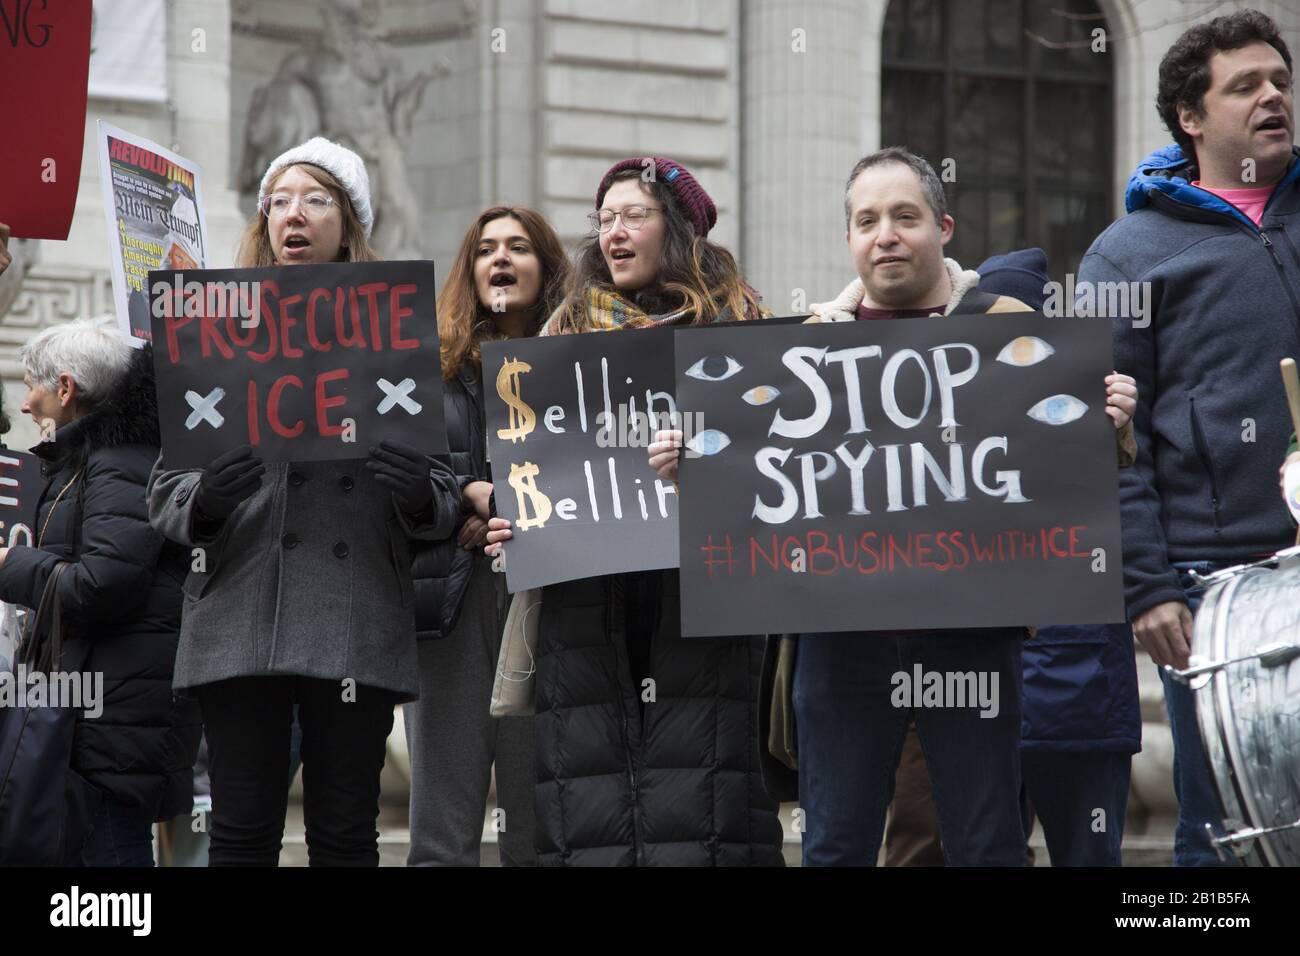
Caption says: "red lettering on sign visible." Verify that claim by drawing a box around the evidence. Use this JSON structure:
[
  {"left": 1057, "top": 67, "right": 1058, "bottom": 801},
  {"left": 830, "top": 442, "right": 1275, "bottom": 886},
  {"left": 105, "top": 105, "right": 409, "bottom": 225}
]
[
  {"left": 807, "top": 531, "right": 838, "bottom": 575},
  {"left": 336, "top": 287, "right": 366, "bottom": 348},
  {"left": 858, "top": 531, "right": 882, "bottom": 574},
  {"left": 246, "top": 379, "right": 261, "bottom": 447},
  {"left": 199, "top": 309, "right": 234, "bottom": 361},
  {"left": 751, "top": 534, "right": 780, "bottom": 575},
  {"left": 278, "top": 294, "right": 304, "bottom": 359},
  {"left": 389, "top": 283, "right": 418, "bottom": 350},
  {"left": 267, "top": 375, "right": 304, "bottom": 438},
  {"left": 915, "top": 532, "right": 934, "bottom": 569},
  {"left": 305, "top": 287, "right": 333, "bottom": 352},
  {"left": 163, "top": 309, "right": 195, "bottom": 365},
  {"left": 315, "top": 368, "right": 349, "bottom": 437},
  {"left": 356, "top": 282, "right": 388, "bottom": 352},
  {"left": 248, "top": 289, "right": 280, "bottom": 363}
]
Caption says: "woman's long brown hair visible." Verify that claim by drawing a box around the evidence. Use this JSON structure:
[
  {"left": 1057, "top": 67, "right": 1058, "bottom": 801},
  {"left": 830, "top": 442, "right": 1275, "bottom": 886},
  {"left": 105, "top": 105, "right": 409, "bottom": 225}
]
[
  {"left": 438, "top": 207, "right": 569, "bottom": 381},
  {"left": 547, "top": 168, "right": 762, "bottom": 334},
  {"left": 235, "top": 163, "right": 380, "bottom": 268}
]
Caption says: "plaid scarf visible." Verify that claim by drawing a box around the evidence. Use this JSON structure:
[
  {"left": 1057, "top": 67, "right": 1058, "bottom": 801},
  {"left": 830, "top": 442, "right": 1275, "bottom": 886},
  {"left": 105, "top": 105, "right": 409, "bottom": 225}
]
[{"left": 542, "top": 287, "right": 763, "bottom": 335}]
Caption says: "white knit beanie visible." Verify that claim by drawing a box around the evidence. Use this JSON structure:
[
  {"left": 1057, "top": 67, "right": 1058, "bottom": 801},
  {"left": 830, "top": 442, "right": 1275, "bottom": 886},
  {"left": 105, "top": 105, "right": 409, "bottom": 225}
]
[{"left": 258, "top": 137, "right": 374, "bottom": 238}]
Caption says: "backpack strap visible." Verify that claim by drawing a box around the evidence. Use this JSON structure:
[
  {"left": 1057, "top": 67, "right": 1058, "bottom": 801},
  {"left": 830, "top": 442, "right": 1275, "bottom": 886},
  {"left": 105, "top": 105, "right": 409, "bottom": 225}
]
[{"left": 950, "top": 288, "right": 1003, "bottom": 315}]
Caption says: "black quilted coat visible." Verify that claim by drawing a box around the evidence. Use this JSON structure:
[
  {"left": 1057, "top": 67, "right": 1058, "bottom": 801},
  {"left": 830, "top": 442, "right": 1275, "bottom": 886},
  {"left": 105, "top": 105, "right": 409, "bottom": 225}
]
[
  {"left": 0, "top": 346, "right": 200, "bottom": 820},
  {"left": 411, "top": 366, "right": 485, "bottom": 639},
  {"left": 534, "top": 570, "right": 784, "bottom": 866}
]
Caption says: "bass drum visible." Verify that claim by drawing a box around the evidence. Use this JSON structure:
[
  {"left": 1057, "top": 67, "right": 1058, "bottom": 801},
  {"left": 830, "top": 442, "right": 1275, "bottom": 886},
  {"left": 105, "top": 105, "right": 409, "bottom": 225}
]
[{"left": 1189, "top": 548, "right": 1300, "bottom": 866}]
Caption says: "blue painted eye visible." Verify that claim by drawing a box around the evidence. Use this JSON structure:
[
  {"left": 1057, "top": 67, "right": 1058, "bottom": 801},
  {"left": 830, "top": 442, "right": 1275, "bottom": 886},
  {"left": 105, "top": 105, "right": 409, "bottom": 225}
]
[
  {"left": 997, "top": 336, "right": 1055, "bottom": 367},
  {"left": 685, "top": 429, "right": 731, "bottom": 456},
  {"left": 686, "top": 355, "right": 743, "bottom": 382},
  {"left": 1027, "top": 394, "right": 1088, "bottom": 425},
  {"left": 742, "top": 385, "right": 780, "bottom": 406}
]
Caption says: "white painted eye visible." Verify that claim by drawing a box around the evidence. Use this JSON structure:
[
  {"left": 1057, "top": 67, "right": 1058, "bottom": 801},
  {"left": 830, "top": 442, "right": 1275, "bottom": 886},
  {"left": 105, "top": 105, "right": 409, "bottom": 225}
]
[
  {"left": 997, "top": 336, "right": 1055, "bottom": 367},
  {"left": 1027, "top": 394, "right": 1088, "bottom": 425},
  {"left": 742, "top": 385, "right": 780, "bottom": 406},
  {"left": 685, "top": 429, "right": 731, "bottom": 456},
  {"left": 686, "top": 355, "right": 743, "bottom": 381}
]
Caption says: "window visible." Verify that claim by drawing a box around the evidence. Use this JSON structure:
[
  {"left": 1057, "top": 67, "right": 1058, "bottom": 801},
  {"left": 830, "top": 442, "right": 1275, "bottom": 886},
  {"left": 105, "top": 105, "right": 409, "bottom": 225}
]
[{"left": 882, "top": 0, "right": 1114, "bottom": 284}]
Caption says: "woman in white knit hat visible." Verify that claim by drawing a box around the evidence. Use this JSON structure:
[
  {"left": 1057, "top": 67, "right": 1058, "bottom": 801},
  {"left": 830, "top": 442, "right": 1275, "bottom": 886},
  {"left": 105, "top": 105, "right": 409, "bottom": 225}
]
[{"left": 147, "top": 138, "right": 459, "bottom": 866}]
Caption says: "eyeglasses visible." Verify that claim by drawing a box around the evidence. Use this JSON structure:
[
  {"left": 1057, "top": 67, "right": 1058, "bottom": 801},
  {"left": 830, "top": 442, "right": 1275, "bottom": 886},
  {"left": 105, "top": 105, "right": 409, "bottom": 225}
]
[
  {"left": 588, "top": 205, "right": 663, "bottom": 233},
  {"left": 260, "top": 192, "right": 338, "bottom": 219}
]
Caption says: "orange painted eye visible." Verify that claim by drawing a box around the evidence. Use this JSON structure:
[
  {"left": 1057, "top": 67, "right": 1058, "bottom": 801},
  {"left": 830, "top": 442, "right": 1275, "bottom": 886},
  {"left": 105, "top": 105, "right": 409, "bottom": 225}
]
[
  {"left": 997, "top": 336, "right": 1055, "bottom": 367},
  {"left": 742, "top": 385, "right": 780, "bottom": 406}
]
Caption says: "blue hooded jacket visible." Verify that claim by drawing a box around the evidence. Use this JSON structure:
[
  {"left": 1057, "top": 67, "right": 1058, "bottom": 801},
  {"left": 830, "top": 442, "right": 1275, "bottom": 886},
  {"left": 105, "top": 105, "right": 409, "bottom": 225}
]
[{"left": 1080, "top": 144, "right": 1300, "bottom": 621}]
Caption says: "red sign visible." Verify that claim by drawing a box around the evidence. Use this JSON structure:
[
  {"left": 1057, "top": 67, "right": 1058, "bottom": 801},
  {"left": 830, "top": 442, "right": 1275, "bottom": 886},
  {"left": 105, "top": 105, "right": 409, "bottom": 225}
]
[{"left": 0, "top": 0, "right": 93, "bottom": 239}]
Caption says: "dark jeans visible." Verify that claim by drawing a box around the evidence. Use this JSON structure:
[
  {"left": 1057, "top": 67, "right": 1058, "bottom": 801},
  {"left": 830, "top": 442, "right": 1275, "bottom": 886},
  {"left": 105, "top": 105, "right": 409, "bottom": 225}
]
[
  {"left": 793, "top": 628, "right": 1026, "bottom": 866},
  {"left": 81, "top": 797, "right": 155, "bottom": 867},
  {"left": 1022, "top": 751, "right": 1131, "bottom": 866},
  {"left": 196, "top": 676, "right": 396, "bottom": 867},
  {"left": 1162, "top": 561, "right": 1236, "bottom": 867}
]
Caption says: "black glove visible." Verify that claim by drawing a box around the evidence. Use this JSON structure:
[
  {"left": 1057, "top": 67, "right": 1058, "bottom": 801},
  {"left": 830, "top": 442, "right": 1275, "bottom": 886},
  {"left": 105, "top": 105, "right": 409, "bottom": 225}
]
[
  {"left": 367, "top": 440, "right": 438, "bottom": 516},
  {"left": 194, "top": 444, "right": 265, "bottom": 522}
]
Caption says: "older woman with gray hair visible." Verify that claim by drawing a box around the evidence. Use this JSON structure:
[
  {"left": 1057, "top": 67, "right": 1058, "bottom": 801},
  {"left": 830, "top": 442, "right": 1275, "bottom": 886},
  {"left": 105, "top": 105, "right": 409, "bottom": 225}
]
[{"left": 0, "top": 316, "right": 201, "bottom": 866}]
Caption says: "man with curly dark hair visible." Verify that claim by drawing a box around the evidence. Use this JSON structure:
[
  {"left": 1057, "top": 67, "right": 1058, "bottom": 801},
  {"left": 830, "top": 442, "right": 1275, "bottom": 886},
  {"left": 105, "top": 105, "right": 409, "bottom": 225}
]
[{"left": 1079, "top": 9, "right": 1298, "bottom": 866}]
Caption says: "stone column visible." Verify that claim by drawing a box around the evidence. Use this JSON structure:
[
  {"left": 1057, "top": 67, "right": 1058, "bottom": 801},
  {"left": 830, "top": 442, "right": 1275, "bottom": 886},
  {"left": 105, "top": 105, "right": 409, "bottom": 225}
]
[{"left": 739, "top": 0, "right": 884, "bottom": 312}]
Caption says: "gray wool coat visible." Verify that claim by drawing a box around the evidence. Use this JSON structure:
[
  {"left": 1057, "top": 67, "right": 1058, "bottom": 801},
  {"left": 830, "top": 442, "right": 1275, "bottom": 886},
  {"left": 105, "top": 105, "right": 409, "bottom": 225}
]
[{"left": 147, "top": 457, "right": 459, "bottom": 702}]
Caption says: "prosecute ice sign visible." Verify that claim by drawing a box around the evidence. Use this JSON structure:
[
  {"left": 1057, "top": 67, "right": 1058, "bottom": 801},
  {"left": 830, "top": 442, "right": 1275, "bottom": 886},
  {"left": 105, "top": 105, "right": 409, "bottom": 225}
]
[{"left": 147, "top": 261, "right": 447, "bottom": 468}]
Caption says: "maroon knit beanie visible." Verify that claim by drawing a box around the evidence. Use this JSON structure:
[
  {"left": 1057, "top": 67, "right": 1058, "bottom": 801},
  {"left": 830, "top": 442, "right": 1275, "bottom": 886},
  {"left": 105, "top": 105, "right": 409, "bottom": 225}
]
[{"left": 595, "top": 157, "right": 717, "bottom": 238}]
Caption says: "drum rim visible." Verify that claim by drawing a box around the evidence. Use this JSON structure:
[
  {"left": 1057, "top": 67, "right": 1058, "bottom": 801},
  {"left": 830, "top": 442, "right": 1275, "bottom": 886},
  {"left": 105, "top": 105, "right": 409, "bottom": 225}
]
[{"left": 1196, "top": 569, "right": 1277, "bottom": 866}]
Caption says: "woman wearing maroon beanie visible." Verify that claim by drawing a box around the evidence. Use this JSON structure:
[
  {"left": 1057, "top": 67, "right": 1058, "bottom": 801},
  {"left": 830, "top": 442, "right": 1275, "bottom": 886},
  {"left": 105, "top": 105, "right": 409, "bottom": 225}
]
[{"left": 486, "top": 157, "right": 783, "bottom": 866}]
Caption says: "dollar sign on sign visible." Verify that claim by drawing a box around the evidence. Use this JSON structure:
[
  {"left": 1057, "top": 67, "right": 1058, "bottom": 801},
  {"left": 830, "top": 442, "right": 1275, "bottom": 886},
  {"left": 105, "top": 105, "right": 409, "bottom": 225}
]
[
  {"left": 496, "top": 357, "right": 536, "bottom": 443},
  {"left": 508, "top": 462, "right": 553, "bottom": 530}
]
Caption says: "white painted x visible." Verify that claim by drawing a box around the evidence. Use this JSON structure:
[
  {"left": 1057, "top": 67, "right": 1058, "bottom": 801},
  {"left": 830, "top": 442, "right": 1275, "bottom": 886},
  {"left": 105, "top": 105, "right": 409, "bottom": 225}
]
[
  {"left": 377, "top": 377, "right": 422, "bottom": 415},
  {"left": 185, "top": 387, "right": 226, "bottom": 429}
]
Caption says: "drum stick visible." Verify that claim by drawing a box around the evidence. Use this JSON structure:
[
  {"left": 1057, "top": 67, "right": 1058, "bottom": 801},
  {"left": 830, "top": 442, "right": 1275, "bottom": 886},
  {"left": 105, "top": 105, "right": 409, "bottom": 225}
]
[
  {"left": 1281, "top": 359, "right": 1300, "bottom": 544},
  {"left": 1283, "top": 359, "right": 1300, "bottom": 434}
]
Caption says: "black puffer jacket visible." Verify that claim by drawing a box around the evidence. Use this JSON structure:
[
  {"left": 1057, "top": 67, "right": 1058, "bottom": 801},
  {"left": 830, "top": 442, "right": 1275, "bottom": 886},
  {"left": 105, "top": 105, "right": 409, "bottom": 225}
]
[
  {"left": 0, "top": 345, "right": 200, "bottom": 819},
  {"left": 411, "top": 366, "right": 486, "bottom": 639},
  {"left": 534, "top": 570, "right": 785, "bottom": 866}
]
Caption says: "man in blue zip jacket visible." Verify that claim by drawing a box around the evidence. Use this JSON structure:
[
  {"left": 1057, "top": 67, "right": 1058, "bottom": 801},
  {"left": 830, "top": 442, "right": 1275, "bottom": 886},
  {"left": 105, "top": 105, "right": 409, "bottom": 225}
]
[{"left": 1078, "top": 9, "right": 1298, "bottom": 867}]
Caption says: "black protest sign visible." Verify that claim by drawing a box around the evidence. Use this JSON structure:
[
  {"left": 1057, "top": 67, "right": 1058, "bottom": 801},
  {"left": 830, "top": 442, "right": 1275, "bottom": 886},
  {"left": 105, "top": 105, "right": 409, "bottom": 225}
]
[
  {"left": 147, "top": 261, "right": 446, "bottom": 467},
  {"left": 674, "top": 313, "right": 1126, "bottom": 637},
  {"left": 483, "top": 330, "right": 683, "bottom": 592},
  {"left": 0, "top": 450, "right": 41, "bottom": 548}
]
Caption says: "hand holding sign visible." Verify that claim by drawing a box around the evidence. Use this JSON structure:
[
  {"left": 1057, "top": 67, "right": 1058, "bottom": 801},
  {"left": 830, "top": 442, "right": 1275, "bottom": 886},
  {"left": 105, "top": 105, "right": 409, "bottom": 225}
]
[
  {"left": 648, "top": 429, "right": 683, "bottom": 482},
  {"left": 1105, "top": 373, "right": 1137, "bottom": 428},
  {"left": 484, "top": 517, "right": 513, "bottom": 558},
  {"left": 365, "top": 440, "right": 437, "bottom": 516},
  {"left": 195, "top": 445, "right": 266, "bottom": 522}
]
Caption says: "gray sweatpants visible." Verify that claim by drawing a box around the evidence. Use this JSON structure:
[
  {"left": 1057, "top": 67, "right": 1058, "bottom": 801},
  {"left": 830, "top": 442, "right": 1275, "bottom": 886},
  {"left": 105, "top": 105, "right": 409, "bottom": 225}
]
[{"left": 404, "top": 553, "right": 536, "bottom": 865}]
